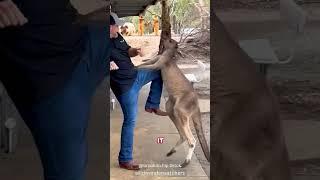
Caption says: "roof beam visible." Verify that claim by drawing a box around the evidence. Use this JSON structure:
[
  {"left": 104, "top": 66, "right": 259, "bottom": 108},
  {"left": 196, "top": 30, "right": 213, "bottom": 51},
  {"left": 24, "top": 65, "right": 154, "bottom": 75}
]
[{"left": 110, "top": 0, "right": 160, "bottom": 17}]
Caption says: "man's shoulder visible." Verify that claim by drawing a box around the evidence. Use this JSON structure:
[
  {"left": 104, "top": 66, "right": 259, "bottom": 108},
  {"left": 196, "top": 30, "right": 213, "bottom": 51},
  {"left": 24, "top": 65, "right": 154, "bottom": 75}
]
[
  {"left": 112, "top": 33, "right": 130, "bottom": 49},
  {"left": 115, "top": 33, "right": 126, "bottom": 42}
]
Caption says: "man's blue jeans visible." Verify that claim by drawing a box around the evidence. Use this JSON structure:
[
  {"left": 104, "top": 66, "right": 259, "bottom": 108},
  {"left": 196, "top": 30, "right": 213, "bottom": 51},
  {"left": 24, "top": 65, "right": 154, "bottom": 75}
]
[
  {"left": 8, "top": 23, "right": 109, "bottom": 180},
  {"left": 115, "top": 69, "right": 163, "bottom": 163}
]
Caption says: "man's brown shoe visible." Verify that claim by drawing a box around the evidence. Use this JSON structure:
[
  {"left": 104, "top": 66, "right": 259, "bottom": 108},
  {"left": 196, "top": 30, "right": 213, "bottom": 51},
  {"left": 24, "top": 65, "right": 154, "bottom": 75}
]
[
  {"left": 145, "top": 108, "right": 168, "bottom": 116},
  {"left": 119, "top": 160, "right": 140, "bottom": 170}
]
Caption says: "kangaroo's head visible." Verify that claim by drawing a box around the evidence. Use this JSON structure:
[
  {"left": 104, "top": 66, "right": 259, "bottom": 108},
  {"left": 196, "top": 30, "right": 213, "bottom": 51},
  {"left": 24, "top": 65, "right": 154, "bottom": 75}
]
[{"left": 163, "top": 39, "right": 178, "bottom": 50}]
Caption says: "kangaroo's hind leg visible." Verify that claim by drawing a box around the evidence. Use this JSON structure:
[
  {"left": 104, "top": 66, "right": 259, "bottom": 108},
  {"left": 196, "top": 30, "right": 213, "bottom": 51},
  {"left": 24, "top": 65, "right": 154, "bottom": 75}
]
[
  {"left": 166, "top": 98, "right": 187, "bottom": 157},
  {"left": 172, "top": 107, "right": 196, "bottom": 168}
]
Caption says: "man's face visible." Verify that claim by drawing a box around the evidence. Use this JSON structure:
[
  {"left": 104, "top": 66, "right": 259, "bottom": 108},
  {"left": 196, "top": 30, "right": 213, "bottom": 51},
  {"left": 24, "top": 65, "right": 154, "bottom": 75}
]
[{"left": 110, "top": 24, "right": 119, "bottom": 38}]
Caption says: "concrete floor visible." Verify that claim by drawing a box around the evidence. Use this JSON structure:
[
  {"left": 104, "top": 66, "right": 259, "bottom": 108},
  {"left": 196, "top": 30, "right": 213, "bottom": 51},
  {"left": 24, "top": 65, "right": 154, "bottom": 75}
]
[
  {"left": 110, "top": 84, "right": 210, "bottom": 180},
  {"left": 2, "top": 65, "right": 320, "bottom": 179},
  {"left": 0, "top": 77, "right": 210, "bottom": 180},
  {"left": 284, "top": 120, "right": 320, "bottom": 161}
]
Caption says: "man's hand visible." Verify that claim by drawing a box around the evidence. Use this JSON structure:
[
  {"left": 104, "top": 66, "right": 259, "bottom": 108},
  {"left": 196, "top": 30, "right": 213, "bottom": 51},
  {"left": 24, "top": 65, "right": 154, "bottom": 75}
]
[
  {"left": 110, "top": 61, "right": 119, "bottom": 71},
  {"left": 128, "top": 47, "right": 144, "bottom": 57},
  {"left": 0, "top": 0, "right": 28, "bottom": 28}
]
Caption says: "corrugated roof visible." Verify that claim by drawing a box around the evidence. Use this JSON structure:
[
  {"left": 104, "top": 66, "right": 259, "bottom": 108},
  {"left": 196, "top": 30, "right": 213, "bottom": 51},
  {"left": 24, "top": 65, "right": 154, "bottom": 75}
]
[{"left": 111, "top": 0, "right": 159, "bottom": 17}]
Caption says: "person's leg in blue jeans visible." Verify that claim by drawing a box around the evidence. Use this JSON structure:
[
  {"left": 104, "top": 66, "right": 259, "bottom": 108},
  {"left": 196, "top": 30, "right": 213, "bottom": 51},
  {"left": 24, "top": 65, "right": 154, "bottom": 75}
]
[
  {"left": 7, "top": 23, "right": 109, "bottom": 180},
  {"left": 115, "top": 69, "right": 163, "bottom": 164},
  {"left": 142, "top": 70, "right": 163, "bottom": 110}
]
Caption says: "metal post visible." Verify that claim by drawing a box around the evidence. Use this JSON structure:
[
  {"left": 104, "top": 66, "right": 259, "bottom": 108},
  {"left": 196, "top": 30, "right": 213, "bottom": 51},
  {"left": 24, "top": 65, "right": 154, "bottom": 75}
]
[
  {"left": 259, "top": 64, "right": 269, "bottom": 76},
  {"left": 4, "top": 118, "right": 17, "bottom": 153},
  {"left": 0, "top": 87, "right": 5, "bottom": 152},
  {"left": 0, "top": 96, "right": 3, "bottom": 152},
  {"left": 111, "top": 98, "right": 115, "bottom": 110}
]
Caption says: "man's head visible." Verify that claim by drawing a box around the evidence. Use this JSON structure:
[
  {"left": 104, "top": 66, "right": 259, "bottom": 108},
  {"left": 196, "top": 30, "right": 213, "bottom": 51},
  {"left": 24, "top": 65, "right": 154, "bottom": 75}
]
[{"left": 110, "top": 12, "right": 124, "bottom": 38}]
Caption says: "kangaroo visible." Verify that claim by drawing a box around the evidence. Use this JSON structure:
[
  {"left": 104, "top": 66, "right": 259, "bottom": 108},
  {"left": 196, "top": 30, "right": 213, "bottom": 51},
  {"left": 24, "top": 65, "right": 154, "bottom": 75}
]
[
  {"left": 137, "top": 39, "right": 210, "bottom": 167},
  {"left": 212, "top": 13, "right": 291, "bottom": 180}
]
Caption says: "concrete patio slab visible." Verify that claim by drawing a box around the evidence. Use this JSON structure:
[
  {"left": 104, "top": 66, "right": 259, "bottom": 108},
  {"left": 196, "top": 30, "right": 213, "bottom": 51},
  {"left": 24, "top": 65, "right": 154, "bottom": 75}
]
[
  {"left": 283, "top": 120, "right": 320, "bottom": 161},
  {"left": 110, "top": 85, "right": 209, "bottom": 180}
]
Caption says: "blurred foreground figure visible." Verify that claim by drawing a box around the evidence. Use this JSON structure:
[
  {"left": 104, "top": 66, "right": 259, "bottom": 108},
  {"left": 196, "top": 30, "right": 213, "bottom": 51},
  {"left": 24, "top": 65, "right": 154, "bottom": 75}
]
[{"left": 212, "top": 13, "right": 291, "bottom": 180}]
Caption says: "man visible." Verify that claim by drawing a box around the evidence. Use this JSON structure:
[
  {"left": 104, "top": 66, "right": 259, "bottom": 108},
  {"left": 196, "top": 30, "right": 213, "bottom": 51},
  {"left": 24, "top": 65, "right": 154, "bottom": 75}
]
[
  {"left": 138, "top": 14, "right": 144, "bottom": 36},
  {"left": 153, "top": 15, "right": 159, "bottom": 36},
  {"left": 0, "top": 0, "right": 109, "bottom": 179},
  {"left": 110, "top": 12, "right": 166, "bottom": 170}
]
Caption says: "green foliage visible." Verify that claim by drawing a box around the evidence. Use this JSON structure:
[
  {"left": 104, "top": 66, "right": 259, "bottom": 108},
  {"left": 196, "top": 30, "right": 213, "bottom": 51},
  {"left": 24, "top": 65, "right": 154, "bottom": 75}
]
[
  {"left": 120, "top": 0, "right": 210, "bottom": 34},
  {"left": 122, "top": 16, "right": 139, "bottom": 27},
  {"left": 204, "top": 0, "right": 210, "bottom": 6},
  {"left": 169, "top": 0, "right": 210, "bottom": 33}
]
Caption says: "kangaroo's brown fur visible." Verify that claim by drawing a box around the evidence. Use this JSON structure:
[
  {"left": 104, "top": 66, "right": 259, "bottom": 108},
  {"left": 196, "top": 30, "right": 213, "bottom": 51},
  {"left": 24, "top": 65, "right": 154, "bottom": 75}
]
[
  {"left": 213, "top": 13, "right": 291, "bottom": 180},
  {"left": 137, "top": 39, "right": 210, "bottom": 167}
]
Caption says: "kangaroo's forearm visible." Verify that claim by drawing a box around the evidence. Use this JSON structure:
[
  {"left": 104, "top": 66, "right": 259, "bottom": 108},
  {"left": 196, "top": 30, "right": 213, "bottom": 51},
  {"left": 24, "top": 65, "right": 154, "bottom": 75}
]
[
  {"left": 139, "top": 56, "right": 160, "bottom": 66},
  {"left": 137, "top": 64, "right": 161, "bottom": 70}
]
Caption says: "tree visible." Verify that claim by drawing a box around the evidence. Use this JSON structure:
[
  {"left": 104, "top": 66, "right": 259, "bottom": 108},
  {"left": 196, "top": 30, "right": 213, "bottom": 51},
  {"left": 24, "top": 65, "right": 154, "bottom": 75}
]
[
  {"left": 194, "top": 0, "right": 210, "bottom": 30},
  {"left": 169, "top": 0, "right": 199, "bottom": 34},
  {"left": 122, "top": 0, "right": 210, "bottom": 34},
  {"left": 158, "top": 0, "right": 171, "bottom": 54}
]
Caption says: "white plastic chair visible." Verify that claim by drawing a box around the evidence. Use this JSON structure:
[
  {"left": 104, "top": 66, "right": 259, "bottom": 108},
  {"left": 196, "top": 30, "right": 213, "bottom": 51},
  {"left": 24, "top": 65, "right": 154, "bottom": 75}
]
[
  {"left": 163, "top": 60, "right": 207, "bottom": 101},
  {"left": 238, "top": 0, "right": 307, "bottom": 75},
  {"left": 280, "top": 0, "right": 307, "bottom": 34},
  {"left": 0, "top": 87, "right": 4, "bottom": 152},
  {"left": 110, "top": 89, "right": 116, "bottom": 111},
  {"left": 184, "top": 60, "right": 207, "bottom": 86}
]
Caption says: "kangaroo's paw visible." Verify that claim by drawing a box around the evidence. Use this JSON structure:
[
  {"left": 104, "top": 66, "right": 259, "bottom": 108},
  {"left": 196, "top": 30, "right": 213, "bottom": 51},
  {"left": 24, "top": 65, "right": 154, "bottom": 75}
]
[
  {"left": 166, "top": 149, "right": 176, "bottom": 157},
  {"left": 142, "top": 58, "right": 151, "bottom": 62}
]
